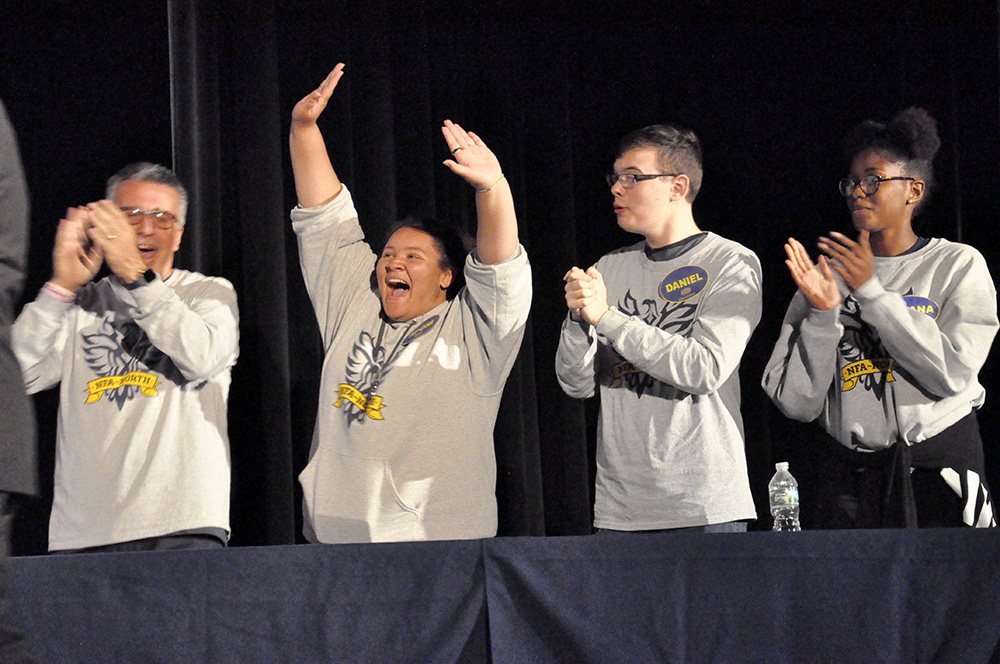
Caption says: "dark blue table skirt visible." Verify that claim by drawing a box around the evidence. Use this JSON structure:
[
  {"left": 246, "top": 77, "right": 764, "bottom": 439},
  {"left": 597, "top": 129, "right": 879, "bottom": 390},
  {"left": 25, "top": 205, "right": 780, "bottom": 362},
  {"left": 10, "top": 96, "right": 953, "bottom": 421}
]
[{"left": 8, "top": 530, "right": 1000, "bottom": 663}]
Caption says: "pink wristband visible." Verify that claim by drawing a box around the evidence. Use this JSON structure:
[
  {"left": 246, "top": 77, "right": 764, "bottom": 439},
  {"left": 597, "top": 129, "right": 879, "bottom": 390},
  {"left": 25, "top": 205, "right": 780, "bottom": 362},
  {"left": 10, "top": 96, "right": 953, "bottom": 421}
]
[{"left": 43, "top": 282, "right": 76, "bottom": 303}]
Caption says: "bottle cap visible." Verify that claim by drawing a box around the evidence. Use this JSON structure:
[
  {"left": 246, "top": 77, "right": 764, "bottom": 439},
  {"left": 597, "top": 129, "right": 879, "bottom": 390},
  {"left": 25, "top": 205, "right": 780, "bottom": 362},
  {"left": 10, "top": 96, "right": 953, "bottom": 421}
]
[{"left": 775, "top": 462, "right": 789, "bottom": 471}]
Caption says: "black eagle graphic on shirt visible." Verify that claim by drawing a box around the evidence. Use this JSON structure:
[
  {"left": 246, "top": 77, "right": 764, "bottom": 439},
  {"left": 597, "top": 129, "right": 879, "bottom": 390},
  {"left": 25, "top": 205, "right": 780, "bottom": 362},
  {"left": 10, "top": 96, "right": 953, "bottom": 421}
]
[
  {"left": 608, "top": 289, "right": 699, "bottom": 398},
  {"left": 80, "top": 317, "right": 178, "bottom": 409}
]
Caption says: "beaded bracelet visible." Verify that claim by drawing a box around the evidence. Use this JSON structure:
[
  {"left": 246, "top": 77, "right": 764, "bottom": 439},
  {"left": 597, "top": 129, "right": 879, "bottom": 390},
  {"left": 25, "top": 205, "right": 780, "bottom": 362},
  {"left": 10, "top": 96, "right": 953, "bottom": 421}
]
[{"left": 477, "top": 173, "right": 505, "bottom": 193}]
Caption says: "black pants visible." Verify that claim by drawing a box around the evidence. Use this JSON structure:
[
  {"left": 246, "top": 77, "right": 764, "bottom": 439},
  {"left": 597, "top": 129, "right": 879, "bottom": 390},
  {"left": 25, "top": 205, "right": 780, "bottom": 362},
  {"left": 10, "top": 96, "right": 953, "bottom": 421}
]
[
  {"left": 56, "top": 533, "right": 226, "bottom": 555},
  {"left": 0, "top": 493, "right": 36, "bottom": 664},
  {"left": 809, "top": 413, "right": 994, "bottom": 529}
]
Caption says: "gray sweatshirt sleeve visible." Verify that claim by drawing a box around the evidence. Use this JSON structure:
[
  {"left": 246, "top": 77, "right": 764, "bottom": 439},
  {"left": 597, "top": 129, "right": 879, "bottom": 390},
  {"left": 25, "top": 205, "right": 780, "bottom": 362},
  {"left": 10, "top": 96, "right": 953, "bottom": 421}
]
[
  {"left": 291, "top": 187, "right": 376, "bottom": 349},
  {"left": 12, "top": 290, "right": 74, "bottom": 394},
  {"left": 761, "top": 291, "right": 842, "bottom": 422},
  {"left": 554, "top": 313, "right": 598, "bottom": 399},
  {"left": 463, "top": 245, "right": 532, "bottom": 391},
  {"left": 853, "top": 253, "right": 998, "bottom": 398},
  {"left": 14, "top": 276, "right": 240, "bottom": 391},
  {"left": 114, "top": 276, "right": 239, "bottom": 384},
  {"left": 594, "top": 251, "right": 762, "bottom": 396}
]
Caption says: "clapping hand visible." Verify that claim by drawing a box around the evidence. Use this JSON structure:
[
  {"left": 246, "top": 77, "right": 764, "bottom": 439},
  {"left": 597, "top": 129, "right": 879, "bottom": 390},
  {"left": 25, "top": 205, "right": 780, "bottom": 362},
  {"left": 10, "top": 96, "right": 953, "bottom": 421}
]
[
  {"left": 817, "top": 230, "right": 874, "bottom": 292},
  {"left": 84, "top": 200, "right": 147, "bottom": 283},
  {"left": 51, "top": 207, "right": 103, "bottom": 292},
  {"left": 784, "top": 237, "right": 842, "bottom": 310}
]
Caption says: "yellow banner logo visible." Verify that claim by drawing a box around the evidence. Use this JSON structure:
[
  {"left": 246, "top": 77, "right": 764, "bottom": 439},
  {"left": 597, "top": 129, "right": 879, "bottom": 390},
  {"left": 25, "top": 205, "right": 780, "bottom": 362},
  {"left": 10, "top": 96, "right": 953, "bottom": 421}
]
[
  {"left": 84, "top": 371, "right": 159, "bottom": 403},
  {"left": 841, "top": 358, "right": 895, "bottom": 391},
  {"left": 334, "top": 383, "right": 385, "bottom": 420},
  {"left": 609, "top": 361, "right": 643, "bottom": 389}
]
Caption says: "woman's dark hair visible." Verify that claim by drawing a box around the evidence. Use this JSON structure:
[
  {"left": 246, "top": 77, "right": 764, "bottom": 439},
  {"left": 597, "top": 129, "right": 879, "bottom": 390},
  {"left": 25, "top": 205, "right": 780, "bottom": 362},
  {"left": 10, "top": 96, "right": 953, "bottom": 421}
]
[
  {"left": 843, "top": 107, "right": 941, "bottom": 213},
  {"left": 385, "top": 217, "right": 473, "bottom": 300}
]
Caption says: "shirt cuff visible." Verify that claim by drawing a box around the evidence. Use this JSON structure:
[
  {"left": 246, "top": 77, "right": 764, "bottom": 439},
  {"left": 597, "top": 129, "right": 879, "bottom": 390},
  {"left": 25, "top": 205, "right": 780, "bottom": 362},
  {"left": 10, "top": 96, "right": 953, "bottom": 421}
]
[
  {"left": 594, "top": 306, "right": 630, "bottom": 341},
  {"left": 852, "top": 275, "right": 886, "bottom": 304},
  {"left": 290, "top": 185, "right": 354, "bottom": 221}
]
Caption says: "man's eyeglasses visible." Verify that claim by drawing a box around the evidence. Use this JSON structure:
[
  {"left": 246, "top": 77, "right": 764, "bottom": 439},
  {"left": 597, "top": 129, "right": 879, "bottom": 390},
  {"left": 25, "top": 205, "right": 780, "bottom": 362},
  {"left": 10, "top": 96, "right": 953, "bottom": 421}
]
[
  {"left": 119, "top": 207, "right": 178, "bottom": 230},
  {"left": 606, "top": 173, "right": 677, "bottom": 188},
  {"left": 838, "top": 175, "right": 914, "bottom": 197}
]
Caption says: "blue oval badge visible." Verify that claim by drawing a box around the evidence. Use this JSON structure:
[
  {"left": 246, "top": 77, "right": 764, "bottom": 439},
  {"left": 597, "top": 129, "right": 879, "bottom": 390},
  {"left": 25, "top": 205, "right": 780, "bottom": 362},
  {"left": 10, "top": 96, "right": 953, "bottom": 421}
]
[
  {"left": 903, "top": 296, "right": 939, "bottom": 320},
  {"left": 659, "top": 266, "right": 709, "bottom": 302}
]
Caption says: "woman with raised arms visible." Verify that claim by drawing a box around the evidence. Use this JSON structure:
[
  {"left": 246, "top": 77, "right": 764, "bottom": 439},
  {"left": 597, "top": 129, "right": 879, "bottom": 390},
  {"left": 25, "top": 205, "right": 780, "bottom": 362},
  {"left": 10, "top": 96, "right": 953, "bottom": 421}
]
[{"left": 289, "top": 64, "right": 531, "bottom": 543}]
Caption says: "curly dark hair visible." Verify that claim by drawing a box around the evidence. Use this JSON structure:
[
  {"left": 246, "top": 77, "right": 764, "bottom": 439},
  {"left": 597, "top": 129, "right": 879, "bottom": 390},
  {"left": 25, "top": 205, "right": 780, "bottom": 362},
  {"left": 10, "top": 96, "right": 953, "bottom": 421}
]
[
  {"left": 384, "top": 217, "right": 473, "bottom": 300},
  {"left": 843, "top": 107, "right": 941, "bottom": 214}
]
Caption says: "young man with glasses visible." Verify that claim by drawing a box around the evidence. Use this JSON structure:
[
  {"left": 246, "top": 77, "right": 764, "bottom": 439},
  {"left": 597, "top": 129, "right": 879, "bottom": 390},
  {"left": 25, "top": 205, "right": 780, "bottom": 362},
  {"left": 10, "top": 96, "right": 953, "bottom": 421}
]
[
  {"left": 12, "top": 162, "right": 239, "bottom": 553},
  {"left": 556, "top": 124, "right": 761, "bottom": 534},
  {"left": 763, "top": 108, "right": 997, "bottom": 529}
]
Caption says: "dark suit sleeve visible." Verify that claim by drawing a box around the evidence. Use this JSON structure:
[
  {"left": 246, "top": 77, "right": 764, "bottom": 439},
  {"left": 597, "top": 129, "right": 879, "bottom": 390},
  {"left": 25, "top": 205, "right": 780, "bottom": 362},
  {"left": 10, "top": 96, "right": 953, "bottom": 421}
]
[
  {"left": 0, "top": 99, "right": 28, "bottom": 325},
  {"left": 0, "top": 98, "right": 38, "bottom": 498}
]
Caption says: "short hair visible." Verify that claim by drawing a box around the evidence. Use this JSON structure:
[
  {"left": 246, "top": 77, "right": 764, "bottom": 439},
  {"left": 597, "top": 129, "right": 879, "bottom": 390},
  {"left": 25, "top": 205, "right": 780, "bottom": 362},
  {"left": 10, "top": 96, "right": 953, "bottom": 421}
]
[
  {"left": 843, "top": 107, "right": 941, "bottom": 214},
  {"left": 615, "top": 124, "right": 704, "bottom": 202},
  {"left": 385, "top": 217, "right": 473, "bottom": 300},
  {"left": 106, "top": 162, "right": 189, "bottom": 227}
]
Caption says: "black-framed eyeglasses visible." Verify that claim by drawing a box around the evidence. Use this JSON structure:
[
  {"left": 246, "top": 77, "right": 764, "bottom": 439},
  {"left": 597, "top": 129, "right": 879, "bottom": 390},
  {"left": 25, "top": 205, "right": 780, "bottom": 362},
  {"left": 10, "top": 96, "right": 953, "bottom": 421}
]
[
  {"left": 119, "top": 207, "right": 178, "bottom": 230},
  {"left": 606, "top": 173, "right": 677, "bottom": 188},
  {"left": 838, "top": 175, "right": 914, "bottom": 197}
]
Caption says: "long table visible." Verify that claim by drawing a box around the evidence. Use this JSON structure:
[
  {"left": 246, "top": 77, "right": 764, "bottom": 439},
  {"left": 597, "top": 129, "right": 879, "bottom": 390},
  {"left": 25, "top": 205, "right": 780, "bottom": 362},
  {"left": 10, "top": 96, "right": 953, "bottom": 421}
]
[{"left": 9, "top": 529, "right": 1000, "bottom": 662}]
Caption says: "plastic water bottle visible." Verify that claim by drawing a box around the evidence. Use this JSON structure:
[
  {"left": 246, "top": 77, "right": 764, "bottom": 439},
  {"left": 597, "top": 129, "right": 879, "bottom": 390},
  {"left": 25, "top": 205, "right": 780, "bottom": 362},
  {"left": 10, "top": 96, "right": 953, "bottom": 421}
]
[{"left": 768, "top": 462, "right": 801, "bottom": 531}]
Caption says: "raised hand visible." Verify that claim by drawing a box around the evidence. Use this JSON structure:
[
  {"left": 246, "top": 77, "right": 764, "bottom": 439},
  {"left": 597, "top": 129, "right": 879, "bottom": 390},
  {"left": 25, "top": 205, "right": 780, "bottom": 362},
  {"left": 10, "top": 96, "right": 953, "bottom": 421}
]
[
  {"left": 564, "top": 266, "right": 609, "bottom": 326},
  {"left": 84, "top": 200, "right": 147, "bottom": 283},
  {"left": 292, "top": 63, "right": 345, "bottom": 128},
  {"left": 818, "top": 230, "right": 874, "bottom": 291},
  {"left": 290, "top": 64, "right": 346, "bottom": 208},
  {"left": 51, "top": 207, "right": 103, "bottom": 292},
  {"left": 441, "top": 119, "right": 517, "bottom": 264},
  {"left": 784, "top": 237, "right": 842, "bottom": 310},
  {"left": 441, "top": 120, "right": 504, "bottom": 191}
]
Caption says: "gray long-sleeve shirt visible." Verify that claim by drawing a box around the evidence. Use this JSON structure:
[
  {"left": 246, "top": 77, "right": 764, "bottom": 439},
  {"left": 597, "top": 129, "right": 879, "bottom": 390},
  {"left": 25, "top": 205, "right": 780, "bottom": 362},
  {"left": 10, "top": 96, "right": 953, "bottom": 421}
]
[
  {"left": 762, "top": 238, "right": 998, "bottom": 449},
  {"left": 12, "top": 270, "right": 238, "bottom": 550},
  {"left": 294, "top": 187, "right": 531, "bottom": 543},
  {"left": 556, "top": 233, "right": 761, "bottom": 530}
]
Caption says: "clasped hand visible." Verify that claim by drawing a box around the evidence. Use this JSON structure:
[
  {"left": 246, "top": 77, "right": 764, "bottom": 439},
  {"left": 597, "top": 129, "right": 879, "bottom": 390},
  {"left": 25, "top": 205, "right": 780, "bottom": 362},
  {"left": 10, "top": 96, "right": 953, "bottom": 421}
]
[{"left": 564, "top": 266, "right": 609, "bottom": 326}]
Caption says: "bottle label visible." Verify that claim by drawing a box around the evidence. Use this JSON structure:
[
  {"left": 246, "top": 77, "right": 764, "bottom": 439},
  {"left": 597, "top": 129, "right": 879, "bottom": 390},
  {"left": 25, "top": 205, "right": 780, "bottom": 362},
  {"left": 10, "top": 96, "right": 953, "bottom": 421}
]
[{"left": 769, "top": 487, "right": 799, "bottom": 507}]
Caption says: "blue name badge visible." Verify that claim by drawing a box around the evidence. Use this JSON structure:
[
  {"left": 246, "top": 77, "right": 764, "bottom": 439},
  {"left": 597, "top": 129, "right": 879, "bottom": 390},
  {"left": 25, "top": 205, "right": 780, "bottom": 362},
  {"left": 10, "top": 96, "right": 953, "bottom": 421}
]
[
  {"left": 903, "top": 295, "right": 939, "bottom": 320},
  {"left": 659, "top": 266, "right": 709, "bottom": 302}
]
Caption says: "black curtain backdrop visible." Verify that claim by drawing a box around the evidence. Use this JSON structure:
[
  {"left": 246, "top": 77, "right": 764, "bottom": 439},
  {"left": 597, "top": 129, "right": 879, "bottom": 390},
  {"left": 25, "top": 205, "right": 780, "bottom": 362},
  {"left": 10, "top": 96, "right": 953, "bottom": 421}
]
[{"left": 1, "top": 1, "right": 998, "bottom": 553}]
